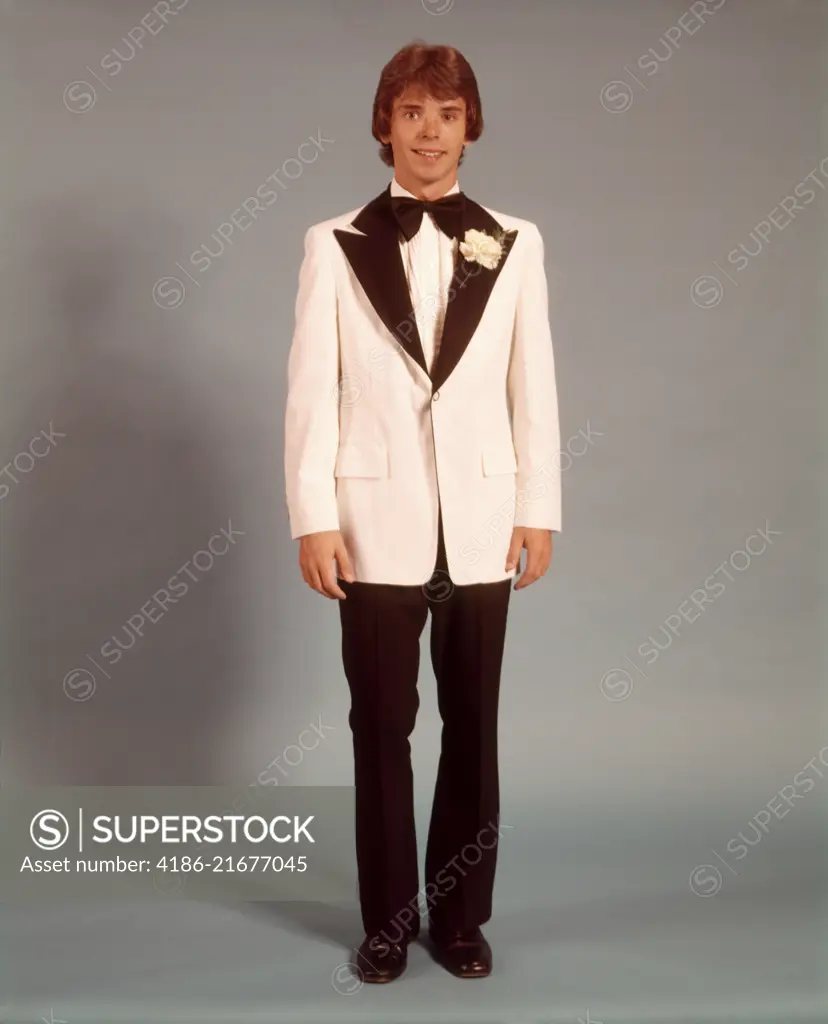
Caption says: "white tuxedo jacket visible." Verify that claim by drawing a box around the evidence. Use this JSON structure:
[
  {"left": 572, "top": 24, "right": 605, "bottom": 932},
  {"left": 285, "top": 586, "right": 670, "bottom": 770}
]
[{"left": 284, "top": 184, "right": 561, "bottom": 586}]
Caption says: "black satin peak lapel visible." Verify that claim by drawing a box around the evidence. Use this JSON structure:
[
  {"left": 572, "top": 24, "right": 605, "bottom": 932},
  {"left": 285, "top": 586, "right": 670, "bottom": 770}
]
[
  {"left": 332, "top": 185, "right": 519, "bottom": 392},
  {"left": 333, "top": 185, "right": 429, "bottom": 378},
  {"left": 431, "top": 197, "right": 518, "bottom": 393}
]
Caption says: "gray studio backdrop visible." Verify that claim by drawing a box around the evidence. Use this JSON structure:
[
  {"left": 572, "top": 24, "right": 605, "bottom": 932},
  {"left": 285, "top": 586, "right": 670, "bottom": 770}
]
[{"left": 1, "top": 1, "right": 825, "bottom": 1023}]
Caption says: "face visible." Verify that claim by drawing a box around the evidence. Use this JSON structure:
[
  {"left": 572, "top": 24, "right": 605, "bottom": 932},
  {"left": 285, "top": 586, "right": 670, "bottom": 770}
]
[{"left": 380, "top": 87, "right": 470, "bottom": 198}]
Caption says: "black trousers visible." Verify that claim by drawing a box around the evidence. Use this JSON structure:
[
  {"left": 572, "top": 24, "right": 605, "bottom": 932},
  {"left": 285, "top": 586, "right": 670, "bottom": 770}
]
[{"left": 338, "top": 510, "right": 512, "bottom": 942}]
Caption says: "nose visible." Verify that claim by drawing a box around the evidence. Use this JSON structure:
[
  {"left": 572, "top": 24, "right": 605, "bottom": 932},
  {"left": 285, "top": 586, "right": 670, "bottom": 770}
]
[{"left": 420, "top": 115, "right": 439, "bottom": 138}]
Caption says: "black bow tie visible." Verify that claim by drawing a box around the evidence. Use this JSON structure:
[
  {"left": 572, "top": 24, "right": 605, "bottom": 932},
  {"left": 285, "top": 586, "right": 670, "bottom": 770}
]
[{"left": 390, "top": 192, "right": 466, "bottom": 242}]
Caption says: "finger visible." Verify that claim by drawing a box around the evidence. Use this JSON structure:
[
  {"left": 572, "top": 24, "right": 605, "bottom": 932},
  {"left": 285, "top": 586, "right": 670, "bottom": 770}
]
[
  {"left": 514, "top": 570, "right": 540, "bottom": 590},
  {"left": 307, "top": 565, "right": 330, "bottom": 598},
  {"left": 335, "top": 542, "right": 356, "bottom": 583},
  {"left": 505, "top": 539, "right": 523, "bottom": 572},
  {"left": 299, "top": 554, "right": 311, "bottom": 587},
  {"left": 514, "top": 551, "right": 542, "bottom": 590},
  {"left": 531, "top": 550, "right": 551, "bottom": 580},
  {"left": 320, "top": 563, "right": 347, "bottom": 600}
]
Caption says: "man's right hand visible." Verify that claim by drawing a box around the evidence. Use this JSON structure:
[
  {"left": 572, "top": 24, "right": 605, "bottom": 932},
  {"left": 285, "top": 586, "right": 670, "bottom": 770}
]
[{"left": 298, "top": 530, "right": 356, "bottom": 599}]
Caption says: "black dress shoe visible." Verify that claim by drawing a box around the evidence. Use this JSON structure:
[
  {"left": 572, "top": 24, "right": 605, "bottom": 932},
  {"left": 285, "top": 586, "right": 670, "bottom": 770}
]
[
  {"left": 427, "top": 925, "right": 492, "bottom": 978},
  {"left": 353, "top": 935, "right": 408, "bottom": 983}
]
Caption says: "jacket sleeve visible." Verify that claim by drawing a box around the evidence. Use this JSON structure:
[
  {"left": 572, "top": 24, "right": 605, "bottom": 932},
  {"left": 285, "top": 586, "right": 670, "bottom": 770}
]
[
  {"left": 284, "top": 225, "right": 341, "bottom": 539},
  {"left": 507, "top": 223, "right": 562, "bottom": 531}
]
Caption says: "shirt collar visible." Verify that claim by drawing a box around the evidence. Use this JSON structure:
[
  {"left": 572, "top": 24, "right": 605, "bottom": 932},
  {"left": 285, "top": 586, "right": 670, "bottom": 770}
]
[{"left": 390, "top": 177, "right": 460, "bottom": 200}]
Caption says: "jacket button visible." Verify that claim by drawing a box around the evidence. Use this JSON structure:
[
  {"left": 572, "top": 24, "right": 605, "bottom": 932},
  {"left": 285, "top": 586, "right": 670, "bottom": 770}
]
[{"left": 432, "top": 390, "right": 440, "bottom": 401}]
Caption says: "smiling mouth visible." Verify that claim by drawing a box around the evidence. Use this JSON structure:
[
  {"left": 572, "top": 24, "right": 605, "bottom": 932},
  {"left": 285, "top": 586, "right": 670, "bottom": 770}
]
[{"left": 413, "top": 149, "right": 444, "bottom": 160}]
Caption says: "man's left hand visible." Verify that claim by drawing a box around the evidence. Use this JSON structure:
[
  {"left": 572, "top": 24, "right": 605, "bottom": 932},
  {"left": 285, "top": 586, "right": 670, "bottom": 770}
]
[{"left": 505, "top": 527, "right": 553, "bottom": 590}]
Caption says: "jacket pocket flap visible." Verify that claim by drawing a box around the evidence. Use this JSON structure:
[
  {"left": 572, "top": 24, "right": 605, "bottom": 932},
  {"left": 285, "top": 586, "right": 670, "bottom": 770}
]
[
  {"left": 335, "top": 442, "right": 388, "bottom": 478},
  {"left": 482, "top": 444, "right": 518, "bottom": 476}
]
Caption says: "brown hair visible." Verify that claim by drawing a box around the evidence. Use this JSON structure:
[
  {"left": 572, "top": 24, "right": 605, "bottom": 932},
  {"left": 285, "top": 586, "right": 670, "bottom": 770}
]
[{"left": 372, "top": 41, "right": 483, "bottom": 168}]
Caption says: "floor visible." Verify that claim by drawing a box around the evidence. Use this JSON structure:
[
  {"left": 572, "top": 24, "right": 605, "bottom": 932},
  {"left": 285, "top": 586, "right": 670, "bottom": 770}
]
[{"left": 3, "top": 809, "right": 825, "bottom": 1024}]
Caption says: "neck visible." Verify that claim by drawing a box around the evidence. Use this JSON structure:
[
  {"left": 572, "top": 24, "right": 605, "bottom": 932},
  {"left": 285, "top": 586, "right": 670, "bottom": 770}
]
[{"left": 393, "top": 168, "right": 458, "bottom": 201}]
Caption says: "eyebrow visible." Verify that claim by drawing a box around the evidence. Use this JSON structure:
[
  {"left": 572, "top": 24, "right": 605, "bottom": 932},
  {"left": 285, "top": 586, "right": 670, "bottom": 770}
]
[{"left": 398, "top": 102, "right": 464, "bottom": 113}]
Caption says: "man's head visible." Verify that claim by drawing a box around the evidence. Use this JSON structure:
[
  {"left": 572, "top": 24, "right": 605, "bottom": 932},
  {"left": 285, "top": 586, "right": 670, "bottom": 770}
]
[{"left": 373, "top": 42, "right": 483, "bottom": 198}]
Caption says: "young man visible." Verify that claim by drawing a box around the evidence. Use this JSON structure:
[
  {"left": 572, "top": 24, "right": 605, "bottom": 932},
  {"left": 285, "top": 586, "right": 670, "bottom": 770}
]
[{"left": 284, "top": 42, "right": 561, "bottom": 982}]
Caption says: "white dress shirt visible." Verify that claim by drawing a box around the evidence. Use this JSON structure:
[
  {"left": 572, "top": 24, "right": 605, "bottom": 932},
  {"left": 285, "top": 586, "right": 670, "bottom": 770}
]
[{"left": 389, "top": 177, "right": 460, "bottom": 375}]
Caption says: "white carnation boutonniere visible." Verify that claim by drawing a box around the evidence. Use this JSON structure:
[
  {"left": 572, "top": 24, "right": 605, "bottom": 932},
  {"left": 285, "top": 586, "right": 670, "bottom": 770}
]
[{"left": 458, "top": 227, "right": 515, "bottom": 270}]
